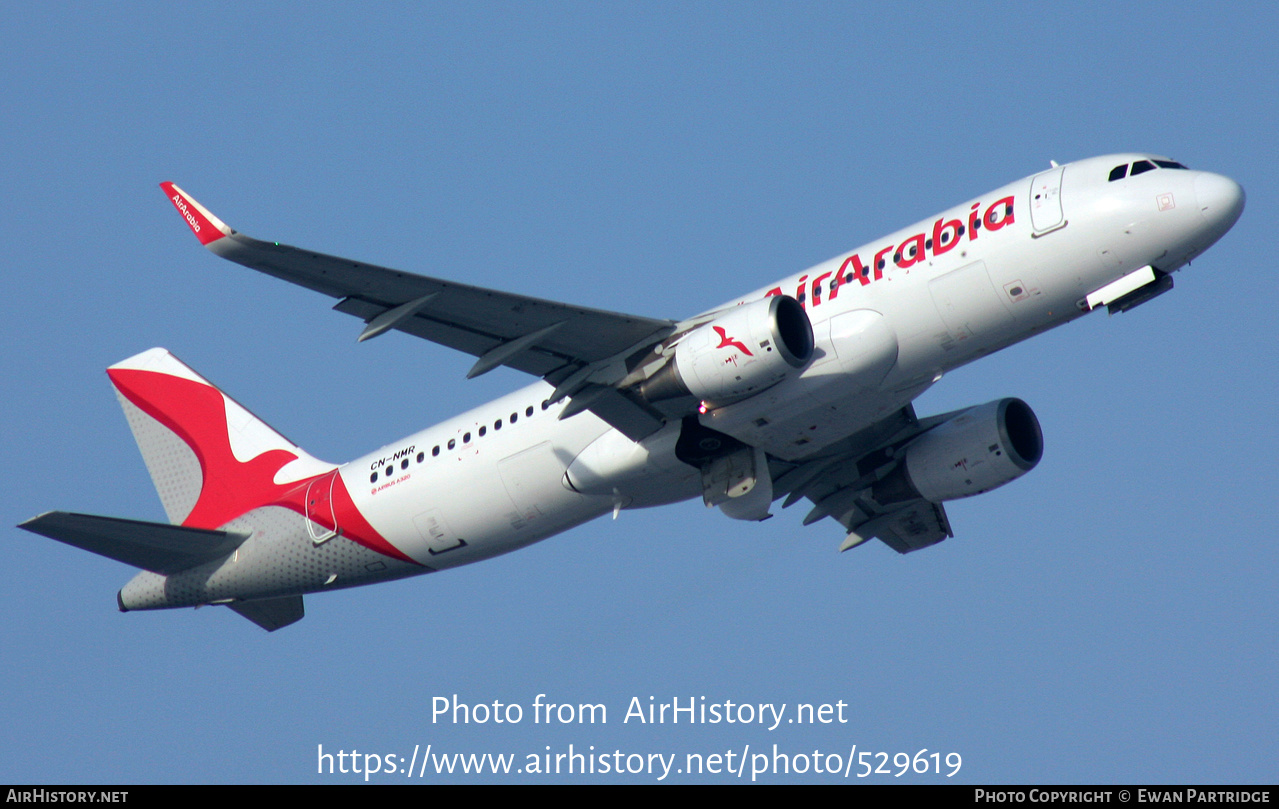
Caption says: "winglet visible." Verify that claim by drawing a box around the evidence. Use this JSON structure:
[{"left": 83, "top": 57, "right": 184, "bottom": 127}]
[{"left": 160, "top": 182, "right": 233, "bottom": 245}]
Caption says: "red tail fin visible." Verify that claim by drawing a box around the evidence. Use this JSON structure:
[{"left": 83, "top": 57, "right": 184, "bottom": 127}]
[{"left": 108, "top": 348, "right": 333, "bottom": 529}]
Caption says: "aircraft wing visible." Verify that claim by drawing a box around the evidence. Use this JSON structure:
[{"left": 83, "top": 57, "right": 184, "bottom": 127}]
[
  {"left": 772, "top": 405, "right": 954, "bottom": 554},
  {"left": 836, "top": 499, "right": 952, "bottom": 554},
  {"left": 161, "top": 184, "right": 676, "bottom": 437}
]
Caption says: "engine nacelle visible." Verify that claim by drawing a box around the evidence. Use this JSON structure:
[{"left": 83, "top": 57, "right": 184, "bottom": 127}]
[
  {"left": 874, "top": 398, "right": 1043, "bottom": 504},
  {"left": 641, "top": 295, "right": 813, "bottom": 407}
]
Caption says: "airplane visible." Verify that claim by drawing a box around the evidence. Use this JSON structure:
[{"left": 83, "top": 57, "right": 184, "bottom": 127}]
[{"left": 19, "top": 154, "right": 1244, "bottom": 631}]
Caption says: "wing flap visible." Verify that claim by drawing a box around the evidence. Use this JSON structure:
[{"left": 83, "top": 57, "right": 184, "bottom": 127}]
[
  {"left": 778, "top": 404, "right": 955, "bottom": 554},
  {"left": 846, "top": 501, "right": 952, "bottom": 554},
  {"left": 331, "top": 295, "right": 598, "bottom": 377},
  {"left": 18, "top": 512, "right": 249, "bottom": 575},
  {"left": 202, "top": 227, "right": 675, "bottom": 373},
  {"left": 572, "top": 387, "right": 666, "bottom": 442}
]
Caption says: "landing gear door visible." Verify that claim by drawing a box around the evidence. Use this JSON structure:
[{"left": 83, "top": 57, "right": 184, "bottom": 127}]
[{"left": 1029, "top": 166, "right": 1066, "bottom": 233}]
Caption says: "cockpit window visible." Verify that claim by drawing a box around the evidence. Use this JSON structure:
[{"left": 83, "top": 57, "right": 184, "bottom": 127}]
[{"left": 1110, "top": 159, "right": 1189, "bottom": 183}]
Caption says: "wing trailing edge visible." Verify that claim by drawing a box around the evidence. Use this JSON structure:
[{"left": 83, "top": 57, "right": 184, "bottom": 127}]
[
  {"left": 774, "top": 404, "right": 954, "bottom": 554},
  {"left": 160, "top": 184, "right": 677, "bottom": 440}
]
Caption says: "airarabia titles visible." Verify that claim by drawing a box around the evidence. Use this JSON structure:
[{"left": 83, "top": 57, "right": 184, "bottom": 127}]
[
  {"left": 170, "top": 192, "right": 204, "bottom": 235},
  {"left": 765, "top": 196, "right": 1016, "bottom": 307}
]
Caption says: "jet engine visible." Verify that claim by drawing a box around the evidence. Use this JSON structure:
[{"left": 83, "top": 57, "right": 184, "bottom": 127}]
[
  {"left": 873, "top": 398, "right": 1043, "bottom": 504},
  {"left": 640, "top": 295, "right": 814, "bottom": 408}
]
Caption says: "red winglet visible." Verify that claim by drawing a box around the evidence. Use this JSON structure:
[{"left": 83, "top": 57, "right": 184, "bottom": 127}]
[{"left": 159, "top": 182, "right": 231, "bottom": 245}]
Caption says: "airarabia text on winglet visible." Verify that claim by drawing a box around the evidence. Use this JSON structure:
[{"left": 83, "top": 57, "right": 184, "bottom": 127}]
[
  {"left": 765, "top": 195, "right": 1016, "bottom": 307},
  {"left": 170, "top": 193, "right": 203, "bottom": 235},
  {"left": 161, "top": 183, "right": 227, "bottom": 245}
]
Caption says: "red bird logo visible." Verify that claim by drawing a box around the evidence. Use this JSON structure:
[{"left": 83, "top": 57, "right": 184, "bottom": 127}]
[{"left": 714, "top": 327, "right": 753, "bottom": 356}]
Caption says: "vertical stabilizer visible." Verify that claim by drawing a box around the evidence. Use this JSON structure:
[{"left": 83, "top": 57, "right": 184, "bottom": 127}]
[{"left": 107, "top": 348, "right": 334, "bottom": 528}]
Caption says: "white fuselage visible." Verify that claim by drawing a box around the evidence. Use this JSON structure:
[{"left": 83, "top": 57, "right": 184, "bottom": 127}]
[
  {"left": 108, "top": 153, "right": 1242, "bottom": 617},
  {"left": 336, "top": 153, "right": 1240, "bottom": 572}
]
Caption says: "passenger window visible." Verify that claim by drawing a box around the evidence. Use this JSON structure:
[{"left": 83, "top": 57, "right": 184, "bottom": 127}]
[
  {"left": 401, "top": 459, "right": 409, "bottom": 470},
  {"left": 448, "top": 439, "right": 456, "bottom": 450},
  {"left": 495, "top": 419, "right": 502, "bottom": 430},
  {"left": 385, "top": 466, "right": 393, "bottom": 478},
  {"left": 370, "top": 472, "right": 378, "bottom": 483},
  {"left": 541, "top": 400, "right": 550, "bottom": 411},
  {"left": 1130, "top": 160, "right": 1156, "bottom": 176},
  {"left": 463, "top": 432, "right": 471, "bottom": 443},
  {"left": 526, "top": 406, "right": 534, "bottom": 417},
  {"left": 478, "top": 426, "right": 486, "bottom": 437},
  {"left": 432, "top": 446, "right": 440, "bottom": 457},
  {"left": 510, "top": 412, "right": 518, "bottom": 423},
  {"left": 1108, "top": 164, "right": 1128, "bottom": 182},
  {"left": 416, "top": 452, "right": 424, "bottom": 463}
]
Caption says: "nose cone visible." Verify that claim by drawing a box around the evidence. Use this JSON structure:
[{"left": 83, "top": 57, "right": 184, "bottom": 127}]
[{"left": 1195, "top": 172, "right": 1245, "bottom": 237}]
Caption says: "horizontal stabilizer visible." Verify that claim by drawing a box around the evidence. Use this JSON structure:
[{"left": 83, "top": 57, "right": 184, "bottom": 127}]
[
  {"left": 228, "top": 596, "right": 304, "bottom": 631},
  {"left": 18, "top": 511, "right": 248, "bottom": 575}
]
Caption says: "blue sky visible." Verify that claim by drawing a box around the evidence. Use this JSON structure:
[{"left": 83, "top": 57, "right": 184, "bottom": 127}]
[{"left": 2, "top": 3, "right": 1274, "bottom": 784}]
